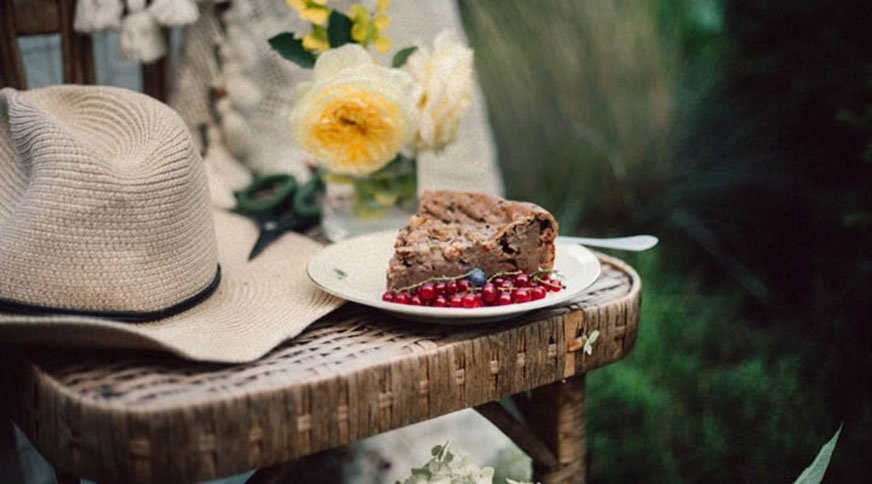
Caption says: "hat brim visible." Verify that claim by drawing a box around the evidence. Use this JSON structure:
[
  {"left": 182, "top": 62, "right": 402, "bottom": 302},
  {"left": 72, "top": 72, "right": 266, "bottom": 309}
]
[{"left": 0, "top": 210, "right": 343, "bottom": 363}]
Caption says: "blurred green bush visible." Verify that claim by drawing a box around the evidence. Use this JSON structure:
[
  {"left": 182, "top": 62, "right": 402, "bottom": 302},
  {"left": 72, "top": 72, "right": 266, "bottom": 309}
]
[
  {"left": 587, "top": 251, "right": 828, "bottom": 483},
  {"left": 460, "top": 0, "right": 871, "bottom": 481}
]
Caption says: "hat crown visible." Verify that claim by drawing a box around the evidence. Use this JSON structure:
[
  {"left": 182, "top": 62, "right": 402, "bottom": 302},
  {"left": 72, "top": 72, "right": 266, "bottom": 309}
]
[{"left": 0, "top": 86, "right": 218, "bottom": 314}]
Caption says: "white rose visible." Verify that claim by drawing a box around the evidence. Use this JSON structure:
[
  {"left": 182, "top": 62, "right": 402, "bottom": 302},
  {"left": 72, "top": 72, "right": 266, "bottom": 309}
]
[
  {"left": 404, "top": 30, "right": 474, "bottom": 152},
  {"left": 290, "top": 44, "right": 419, "bottom": 176}
]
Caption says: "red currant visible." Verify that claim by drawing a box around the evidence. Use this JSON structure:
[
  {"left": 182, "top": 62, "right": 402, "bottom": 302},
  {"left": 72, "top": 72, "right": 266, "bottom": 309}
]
[
  {"left": 445, "top": 280, "right": 458, "bottom": 295},
  {"left": 498, "top": 279, "right": 513, "bottom": 290},
  {"left": 493, "top": 277, "right": 505, "bottom": 286},
  {"left": 382, "top": 292, "right": 395, "bottom": 302},
  {"left": 418, "top": 283, "right": 437, "bottom": 300},
  {"left": 513, "top": 288, "right": 531, "bottom": 303},
  {"left": 498, "top": 291, "right": 513, "bottom": 305},
  {"left": 449, "top": 295, "right": 463, "bottom": 307},
  {"left": 433, "top": 295, "right": 448, "bottom": 307},
  {"left": 410, "top": 295, "right": 423, "bottom": 306},
  {"left": 514, "top": 273, "right": 530, "bottom": 287},
  {"left": 394, "top": 291, "right": 410, "bottom": 304},
  {"left": 435, "top": 282, "right": 447, "bottom": 296},
  {"left": 457, "top": 279, "right": 472, "bottom": 293},
  {"left": 473, "top": 293, "right": 484, "bottom": 307},
  {"left": 542, "top": 276, "right": 561, "bottom": 292},
  {"left": 481, "top": 283, "right": 497, "bottom": 303},
  {"left": 461, "top": 293, "right": 476, "bottom": 308},
  {"left": 531, "top": 286, "right": 547, "bottom": 300}
]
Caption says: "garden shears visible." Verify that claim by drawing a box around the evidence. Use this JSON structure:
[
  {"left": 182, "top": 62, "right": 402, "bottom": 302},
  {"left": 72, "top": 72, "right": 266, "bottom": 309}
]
[{"left": 235, "top": 173, "right": 324, "bottom": 261}]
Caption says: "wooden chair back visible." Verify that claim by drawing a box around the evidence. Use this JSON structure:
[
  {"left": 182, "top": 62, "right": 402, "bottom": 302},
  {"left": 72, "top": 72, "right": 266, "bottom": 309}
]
[{"left": 0, "top": 0, "right": 171, "bottom": 101}]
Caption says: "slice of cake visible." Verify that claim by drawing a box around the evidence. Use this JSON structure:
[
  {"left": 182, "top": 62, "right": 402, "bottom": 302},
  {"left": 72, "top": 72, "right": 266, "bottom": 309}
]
[{"left": 386, "top": 190, "right": 559, "bottom": 290}]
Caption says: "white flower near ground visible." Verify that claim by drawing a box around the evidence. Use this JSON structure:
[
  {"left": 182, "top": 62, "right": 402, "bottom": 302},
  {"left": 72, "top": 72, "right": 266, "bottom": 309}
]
[
  {"left": 400, "top": 443, "right": 495, "bottom": 484},
  {"left": 290, "top": 44, "right": 419, "bottom": 176},
  {"left": 404, "top": 31, "right": 474, "bottom": 152}
]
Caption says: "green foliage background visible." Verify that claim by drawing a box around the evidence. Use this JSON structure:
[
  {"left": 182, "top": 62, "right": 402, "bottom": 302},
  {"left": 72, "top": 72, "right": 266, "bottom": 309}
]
[{"left": 459, "top": 0, "right": 871, "bottom": 481}]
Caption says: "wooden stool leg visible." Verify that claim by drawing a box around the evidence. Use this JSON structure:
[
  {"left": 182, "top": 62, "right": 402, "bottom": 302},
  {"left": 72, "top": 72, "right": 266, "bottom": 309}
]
[{"left": 528, "top": 376, "right": 586, "bottom": 484}]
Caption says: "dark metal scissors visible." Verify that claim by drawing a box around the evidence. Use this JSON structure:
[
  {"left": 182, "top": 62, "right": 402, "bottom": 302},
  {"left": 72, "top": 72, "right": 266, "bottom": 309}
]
[{"left": 235, "top": 173, "right": 323, "bottom": 261}]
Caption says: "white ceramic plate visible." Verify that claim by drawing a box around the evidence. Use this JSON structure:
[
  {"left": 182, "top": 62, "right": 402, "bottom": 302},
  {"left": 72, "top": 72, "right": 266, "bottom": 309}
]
[{"left": 307, "top": 230, "right": 602, "bottom": 324}]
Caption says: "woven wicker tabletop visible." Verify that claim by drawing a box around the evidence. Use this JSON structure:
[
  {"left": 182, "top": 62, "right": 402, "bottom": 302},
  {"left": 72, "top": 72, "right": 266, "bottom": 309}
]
[{"left": 0, "top": 253, "right": 640, "bottom": 483}]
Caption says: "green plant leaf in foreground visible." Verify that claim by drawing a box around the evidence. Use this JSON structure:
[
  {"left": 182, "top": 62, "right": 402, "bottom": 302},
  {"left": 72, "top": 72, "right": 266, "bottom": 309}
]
[
  {"left": 268, "top": 33, "right": 316, "bottom": 68},
  {"left": 794, "top": 425, "right": 842, "bottom": 484},
  {"left": 327, "top": 11, "right": 353, "bottom": 48},
  {"left": 392, "top": 46, "right": 418, "bottom": 68}
]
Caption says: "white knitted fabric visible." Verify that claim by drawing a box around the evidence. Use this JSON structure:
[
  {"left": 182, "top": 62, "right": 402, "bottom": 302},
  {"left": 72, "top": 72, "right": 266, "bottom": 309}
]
[{"left": 169, "top": 0, "right": 503, "bottom": 197}]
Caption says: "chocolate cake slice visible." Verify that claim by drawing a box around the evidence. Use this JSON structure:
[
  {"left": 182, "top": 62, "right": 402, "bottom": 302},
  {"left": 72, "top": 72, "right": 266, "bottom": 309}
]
[{"left": 386, "top": 190, "right": 559, "bottom": 290}]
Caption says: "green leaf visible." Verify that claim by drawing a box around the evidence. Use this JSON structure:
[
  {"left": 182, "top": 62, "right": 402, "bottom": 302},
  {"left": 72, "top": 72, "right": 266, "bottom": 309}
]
[
  {"left": 268, "top": 33, "right": 315, "bottom": 69},
  {"left": 430, "top": 445, "right": 442, "bottom": 456},
  {"left": 794, "top": 425, "right": 842, "bottom": 484},
  {"left": 327, "top": 10, "right": 353, "bottom": 48},
  {"left": 392, "top": 46, "right": 418, "bottom": 68}
]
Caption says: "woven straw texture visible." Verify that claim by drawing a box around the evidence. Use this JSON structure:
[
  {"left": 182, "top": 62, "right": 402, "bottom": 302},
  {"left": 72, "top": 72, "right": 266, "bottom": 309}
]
[
  {"left": 0, "top": 254, "right": 640, "bottom": 482},
  {"left": 0, "top": 85, "right": 343, "bottom": 363},
  {"left": 0, "top": 85, "right": 216, "bottom": 312},
  {"left": 0, "top": 209, "right": 342, "bottom": 362}
]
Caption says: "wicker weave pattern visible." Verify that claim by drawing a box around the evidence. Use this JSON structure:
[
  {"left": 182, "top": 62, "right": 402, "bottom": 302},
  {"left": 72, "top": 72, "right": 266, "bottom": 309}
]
[{"left": 1, "top": 255, "right": 639, "bottom": 482}]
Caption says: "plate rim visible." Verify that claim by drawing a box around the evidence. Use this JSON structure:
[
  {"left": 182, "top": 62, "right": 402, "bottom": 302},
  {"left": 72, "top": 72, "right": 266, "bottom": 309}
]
[{"left": 307, "top": 230, "right": 602, "bottom": 322}]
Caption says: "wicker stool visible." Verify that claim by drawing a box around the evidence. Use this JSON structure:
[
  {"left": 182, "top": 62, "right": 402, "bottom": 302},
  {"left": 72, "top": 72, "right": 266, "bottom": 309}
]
[{"left": 0, "top": 253, "right": 640, "bottom": 484}]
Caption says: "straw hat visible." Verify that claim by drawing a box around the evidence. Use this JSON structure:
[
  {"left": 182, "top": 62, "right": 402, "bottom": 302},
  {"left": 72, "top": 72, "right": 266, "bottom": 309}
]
[{"left": 0, "top": 85, "right": 342, "bottom": 363}]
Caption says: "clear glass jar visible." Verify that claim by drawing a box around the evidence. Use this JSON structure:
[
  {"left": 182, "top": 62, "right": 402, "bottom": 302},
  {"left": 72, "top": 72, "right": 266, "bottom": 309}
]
[{"left": 321, "top": 154, "right": 418, "bottom": 242}]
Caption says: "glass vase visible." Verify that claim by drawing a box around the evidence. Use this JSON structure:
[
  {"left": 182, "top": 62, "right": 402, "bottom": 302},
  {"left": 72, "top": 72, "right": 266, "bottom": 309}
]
[{"left": 321, "top": 154, "right": 418, "bottom": 242}]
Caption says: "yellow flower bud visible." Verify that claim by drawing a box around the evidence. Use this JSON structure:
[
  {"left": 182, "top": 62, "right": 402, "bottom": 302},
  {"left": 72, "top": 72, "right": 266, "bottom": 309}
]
[
  {"left": 373, "top": 35, "right": 392, "bottom": 53},
  {"left": 373, "top": 13, "right": 391, "bottom": 31},
  {"left": 302, "top": 5, "right": 330, "bottom": 26},
  {"left": 287, "top": 0, "right": 331, "bottom": 26},
  {"left": 287, "top": 0, "right": 305, "bottom": 12},
  {"left": 348, "top": 3, "right": 368, "bottom": 20},
  {"left": 351, "top": 21, "right": 369, "bottom": 44},
  {"left": 302, "top": 31, "right": 329, "bottom": 52}
]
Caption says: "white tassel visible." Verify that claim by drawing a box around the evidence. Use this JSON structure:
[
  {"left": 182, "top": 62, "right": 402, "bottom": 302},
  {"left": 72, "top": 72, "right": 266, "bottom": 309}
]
[
  {"left": 148, "top": 0, "right": 200, "bottom": 27},
  {"left": 118, "top": 0, "right": 166, "bottom": 63},
  {"left": 73, "top": 0, "right": 123, "bottom": 32}
]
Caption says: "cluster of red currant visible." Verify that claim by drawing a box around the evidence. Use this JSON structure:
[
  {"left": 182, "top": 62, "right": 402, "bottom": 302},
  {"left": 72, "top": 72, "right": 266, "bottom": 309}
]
[{"left": 382, "top": 268, "right": 564, "bottom": 308}]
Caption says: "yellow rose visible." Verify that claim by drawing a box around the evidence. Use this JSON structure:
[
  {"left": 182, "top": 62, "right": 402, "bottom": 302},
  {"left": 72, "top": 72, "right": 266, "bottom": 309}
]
[
  {"left": 290, "top": 44, "right": 418, "bottom": 176},
  {"left": 404, "top": 31, "right": 474, "bottom": 151}
]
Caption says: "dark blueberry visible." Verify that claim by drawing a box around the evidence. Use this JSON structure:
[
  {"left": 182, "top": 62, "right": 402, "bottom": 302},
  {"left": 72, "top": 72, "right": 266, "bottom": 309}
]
[{"left": 468, "top": 268, "right": 487, "bottom": 287}]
